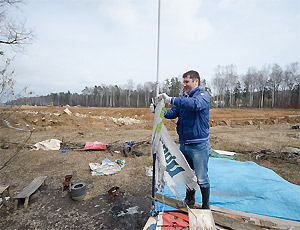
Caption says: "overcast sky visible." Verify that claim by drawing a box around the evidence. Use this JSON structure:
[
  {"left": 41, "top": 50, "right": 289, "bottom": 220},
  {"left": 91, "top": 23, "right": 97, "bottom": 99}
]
[{"left": 3, "top": 0, "right": 300, "bottom": 96}]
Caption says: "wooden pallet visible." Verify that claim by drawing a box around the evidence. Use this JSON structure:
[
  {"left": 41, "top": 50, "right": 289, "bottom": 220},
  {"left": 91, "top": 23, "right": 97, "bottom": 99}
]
[{"left": 14, "top": 176, "right": 47, "bottom": 210}]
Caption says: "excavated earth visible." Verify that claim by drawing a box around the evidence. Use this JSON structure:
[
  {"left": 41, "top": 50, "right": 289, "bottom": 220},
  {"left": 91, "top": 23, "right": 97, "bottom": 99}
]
[{"left": 0, "top": 106, "right": 299, "bottom": 229}]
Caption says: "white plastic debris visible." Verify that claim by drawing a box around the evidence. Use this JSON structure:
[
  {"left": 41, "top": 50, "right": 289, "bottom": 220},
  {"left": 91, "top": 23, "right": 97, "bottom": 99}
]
[
  {"left": 89, "top": 158, "right": 121, "bottom": 176},
  {"left": 64, "top": 108, "right": 72, "bottom": 116},
  {"left": 214, "top": 150, "right": 236, "bottom": 156},
  {"left": 117, "top": 206, "right": 139, "bottom": 217},
  {"left": 33, "top": 139, "right": 62, "bottom": 150},
  {"left": 146, "top": 167, "right": 153, "bottom": 176}
]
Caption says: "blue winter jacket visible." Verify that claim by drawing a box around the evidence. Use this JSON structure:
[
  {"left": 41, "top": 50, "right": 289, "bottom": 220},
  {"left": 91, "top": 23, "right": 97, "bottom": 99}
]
[{"left": 164, "top": 87, "right": 210, "bottom": 144}]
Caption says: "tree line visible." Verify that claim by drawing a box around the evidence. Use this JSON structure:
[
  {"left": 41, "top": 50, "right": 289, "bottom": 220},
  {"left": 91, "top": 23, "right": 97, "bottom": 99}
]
[
  {"left": 7, "top": 61, "right": 299, "bottom": 109},
  {"left": 212, "top": 62, "right": 299, "bottom": 109}
]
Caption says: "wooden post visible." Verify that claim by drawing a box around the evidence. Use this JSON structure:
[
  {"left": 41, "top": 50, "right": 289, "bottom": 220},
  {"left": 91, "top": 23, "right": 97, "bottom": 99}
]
[
  {"left": 24, "top": 197, "right": 29, "bottom": 209},
  {"left": 14, "top": 199, "right": 18, "bottom": 210}
]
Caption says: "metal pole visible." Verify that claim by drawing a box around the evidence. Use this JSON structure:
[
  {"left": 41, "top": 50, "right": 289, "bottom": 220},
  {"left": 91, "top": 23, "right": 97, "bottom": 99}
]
[
  {"left": 152, "top": 0, "right": 161, "bottom": 215},
  {"left": 155, "top": 0, "right": 161, "bottom": 97},
  {"left": 151, "top": 152, "right": 156, "bottom": 213}
]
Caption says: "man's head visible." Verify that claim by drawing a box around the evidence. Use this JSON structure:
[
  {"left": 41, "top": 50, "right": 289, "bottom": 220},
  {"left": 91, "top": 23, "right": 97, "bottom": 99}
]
[{"left": 183, "top": 70, "right": 200, "bottom": 94}]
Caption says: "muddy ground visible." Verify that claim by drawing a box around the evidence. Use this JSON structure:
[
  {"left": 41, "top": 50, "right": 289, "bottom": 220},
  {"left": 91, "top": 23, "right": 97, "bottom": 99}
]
[{"left": 0, "top": 106, "right": 299, "bottom": 229}]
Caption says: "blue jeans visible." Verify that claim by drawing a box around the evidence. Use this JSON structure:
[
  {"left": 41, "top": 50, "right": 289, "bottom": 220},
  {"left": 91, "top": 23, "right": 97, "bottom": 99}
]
[{"left": 180, "top": 140, "right": 210, "bottom": 188}]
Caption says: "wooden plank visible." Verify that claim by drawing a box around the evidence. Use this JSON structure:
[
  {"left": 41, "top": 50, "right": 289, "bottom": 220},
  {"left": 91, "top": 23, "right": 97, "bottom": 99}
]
[
  {"left": 188, "top": 209, "right": 216, "bottom": 230},
  {"left": 15, "top": 176, "right": 47, "bottom": 199},
  {"left": 143, "top": 216, "right": 157, "bottom": 230},
  {"left": 154, "top": 193, "right": 300, "bottom": 230},
  {"left": 0, "top": 185, "right": 10, "bottom": 194}
]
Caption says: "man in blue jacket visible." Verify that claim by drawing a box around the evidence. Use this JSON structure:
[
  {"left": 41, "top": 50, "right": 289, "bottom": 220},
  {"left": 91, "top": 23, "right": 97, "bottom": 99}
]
[{"left": 161, "top": 70, "right": 210, "bottom": 209}]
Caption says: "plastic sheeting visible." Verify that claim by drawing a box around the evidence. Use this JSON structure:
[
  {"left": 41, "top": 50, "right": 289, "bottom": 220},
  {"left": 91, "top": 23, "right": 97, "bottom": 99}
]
[
  {"left": 157, "top": 158, "right": 300, "bottom": 221},
  {"left": 89, "top": 158, "right": 121, "bottom": 176},
  {"left": 84, "top": 141, "right": 106, "bottom": 150},
  {"left": 33, "top": 139, "right": 62, "bottom": 150}
]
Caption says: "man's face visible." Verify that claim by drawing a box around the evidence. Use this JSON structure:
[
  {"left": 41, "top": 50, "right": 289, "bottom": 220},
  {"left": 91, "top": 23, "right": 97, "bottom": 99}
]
[{"left": 183, "top": 75, "right": 199, "bottom": 94}]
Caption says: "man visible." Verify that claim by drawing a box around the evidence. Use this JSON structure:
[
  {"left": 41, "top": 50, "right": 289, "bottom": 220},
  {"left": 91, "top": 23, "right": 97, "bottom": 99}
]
[{"left": 157, "top": 70, "right": 211, "bottom": 209}]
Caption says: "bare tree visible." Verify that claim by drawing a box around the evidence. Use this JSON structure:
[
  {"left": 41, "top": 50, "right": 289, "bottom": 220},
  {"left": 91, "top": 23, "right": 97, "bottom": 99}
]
[
  {"left": 270, "top": 63, "right": 282, "bottom": 108},
  {"left": 0, "top": 0, "right": 34, "bottom": 104},
  {"left": 0, "top": 57, "right": 14, "bottom": 103},
  {"left": 212, "top": 65, "right": 227, "bottom": 107},
  {"left": 81, "top": 86, "right": 93, "bottom": 106},
  {"left": 257, "top": 64, "right": 270, "bottom": 108},
  {"left": 224, "top": 64, "right": 238, "bottom": 107},
  {"left": 143, "top": 81, "right": 155, "bottom": 107},
  {"left": 125, "top": 79, "right": 135, "bottom": 107},
  {"left": 0, "top": 0, "right": 34, "bottom": 54},
  {"left": 243, "top": 67, "right": 257, "bottom": 107}
]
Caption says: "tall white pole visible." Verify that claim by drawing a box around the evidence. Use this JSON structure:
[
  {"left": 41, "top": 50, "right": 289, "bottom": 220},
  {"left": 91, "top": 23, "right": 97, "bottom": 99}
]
[
  {"left": 155, "top": 0, "right": 161, "bottom": 97},
  {"left": 152, "top": 0, "right": 161, "bottom": 214}
]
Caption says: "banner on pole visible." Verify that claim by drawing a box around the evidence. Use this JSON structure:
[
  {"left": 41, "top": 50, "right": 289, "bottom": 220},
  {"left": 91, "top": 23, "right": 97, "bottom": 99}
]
[{"left": 151, "top": 100, "right": 198, "bottom": 197}]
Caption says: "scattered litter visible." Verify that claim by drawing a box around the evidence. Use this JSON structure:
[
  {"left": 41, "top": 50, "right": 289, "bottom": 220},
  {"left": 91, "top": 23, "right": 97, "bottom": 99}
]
[
  {"left": 117, "top": 206, "right": 139, "bottom": 217},
  {"left": 63, "top": 108, "right": 72, "bottom": 116},
  {"left": 209, "top": 148, "right": 234, "bottom": 159},
  {"left": 123, "top": 145, "right": 132, "bottom": 157},
  {"left": 0, "top": 196, "right": 10, "bottom": 203},
  {"left": 115, "top": 160, "right": 126, "bottom": 168},
  {"left": 110, "top": 117, "right": 141, "bottom": 126},
  {"left": 291, "top": 125, "right": 299, "bottom": 129},
  {"left": 84, "top": 141, "right": 106, "bottom": 150},
  {"left": 59, "top": 149, "right": 70, "bottom": 153},
  {"left": 127, "top": 206, "right": 139, "bottom": 214},
  {"left": 128, "top": 141, "right": 135, "bottom": 147},
  {"left": 108, "top": 186, "right": 120, "bottom": 200},
  {"left": 288, "top": 147, "right": 300, "bottom": 153},
  {"left": 133, "top": 150, "right": 143, "bottom": 157},
  {"left": 89, "top": 158, "right": 122, "bottom": 176},
  {"left": 146, "top": 167, "right": 153, "bottom": 176},
  {"left": 261, "top": 149, "right": 272, "bottom": 154},
  {"left": 114, "top": 150, "right": 120, "bottom": 154},
  {"left": 33, "top": 139, "right": 62, "bottom": 150},
  {"left": 61, "top": 174, "right": 73, "bottom": 192},
  {"left": 213, "top": 149, "right": 236, "bottom": 156}
]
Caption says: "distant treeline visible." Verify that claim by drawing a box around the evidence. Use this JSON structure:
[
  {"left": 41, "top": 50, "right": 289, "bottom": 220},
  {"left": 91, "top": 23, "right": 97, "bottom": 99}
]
[
  {"left": 7, "top": 62, "right": 300, "bottom": 109},
  {"left": 211, "top": 62, "right": 299, "bottom": 109}
]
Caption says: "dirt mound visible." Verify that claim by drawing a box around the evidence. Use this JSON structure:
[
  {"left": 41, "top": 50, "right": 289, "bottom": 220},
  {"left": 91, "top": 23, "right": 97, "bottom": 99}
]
[{"left": 1, "top": 106, "right": 299, "bottom": 133}]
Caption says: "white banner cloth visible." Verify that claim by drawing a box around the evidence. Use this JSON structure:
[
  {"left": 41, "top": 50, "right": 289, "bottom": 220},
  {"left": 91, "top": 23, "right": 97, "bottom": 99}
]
[{"left": 151, "top": 100, "right": 198, "bottom": 197}]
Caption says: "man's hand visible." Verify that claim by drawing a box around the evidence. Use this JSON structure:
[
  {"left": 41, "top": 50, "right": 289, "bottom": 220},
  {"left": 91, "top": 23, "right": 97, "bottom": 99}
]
[
  {"left": 162, "top": 93, "right": 171, "bottom": 104},
  {"left": 150, "top": 103, "right": 155, "bottom": 113}
]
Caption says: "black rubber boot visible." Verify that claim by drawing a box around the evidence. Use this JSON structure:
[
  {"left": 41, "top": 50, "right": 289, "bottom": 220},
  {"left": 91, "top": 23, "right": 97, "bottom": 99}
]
[
  {"left": 185, "top": 189, "right": 196, "bottom": 206},
  {"left": 200, "top": 186, "right": 210, "bottom": 209},
  {"left": 177, "top": 189, "right": 195, "bottom": 208}
]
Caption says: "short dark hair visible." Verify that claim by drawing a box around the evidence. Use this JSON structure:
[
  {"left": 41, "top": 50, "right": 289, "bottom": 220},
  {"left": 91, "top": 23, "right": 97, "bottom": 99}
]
[{"left": 183, "top": 70, "right": 200, "bottom": 86}]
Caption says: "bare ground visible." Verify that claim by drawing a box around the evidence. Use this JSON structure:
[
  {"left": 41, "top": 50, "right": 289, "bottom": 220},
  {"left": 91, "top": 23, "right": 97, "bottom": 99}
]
[{"left": 0, "top": 106, "right": 299, "bottom": 229}]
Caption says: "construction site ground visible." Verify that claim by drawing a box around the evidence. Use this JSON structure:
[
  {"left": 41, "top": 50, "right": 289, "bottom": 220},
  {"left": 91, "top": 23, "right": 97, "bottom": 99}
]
[{"left": 0, "top": 106, "right": 299, "bottom": 229}]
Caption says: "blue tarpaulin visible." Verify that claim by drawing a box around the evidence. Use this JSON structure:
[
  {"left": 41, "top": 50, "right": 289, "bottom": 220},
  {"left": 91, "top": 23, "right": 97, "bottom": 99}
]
[{"left": 156, "top": 158, "right": 300, "bottom": 221}]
